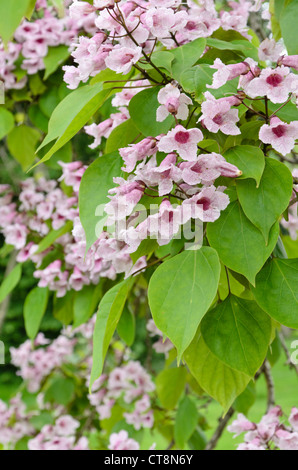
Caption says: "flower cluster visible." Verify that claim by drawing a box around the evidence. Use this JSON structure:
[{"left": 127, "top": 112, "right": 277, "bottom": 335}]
[
  {"left": 63, "top": 0, "right": 263, "bottom": 90},
  {"left": 0, "top": 163, "right": 146, "bottom": 297},
  {"left": 228, "top": 407, "right": 298, "bottom": 451},
  {"left": 1, "top": 315, "right": 160, "bottom": 450},
  {"left": 0, "top": 0, "right": 96, "bottom": 90},
  {"left": 88, "top": 361, "right": 155, "bottom": 429},
  {"left": 28, "top": 415, "right": 89, "bottom": 451}
]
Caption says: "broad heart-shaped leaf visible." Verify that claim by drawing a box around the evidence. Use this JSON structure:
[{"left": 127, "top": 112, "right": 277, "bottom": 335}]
[
  {"left": 129, "top": 87, "right": 174, "bottom": 137},
  {"left": 201, "top": 295, "right": 272, "bottom": 377},
  {"left": 223, "top": 145, "right": 265, "bottom": 187},
  {"left": 35, "top": 83, "right": 111, "bottom": 167},
  {"left": 184, "top": 330, "right": 250, "bottom": 413},
  {"left": 43, "top": 45, "right": 70, "bottom": 80},
  {"left": 174, "top": 396, "right": 199, "bottom": 449},
  {"left": 207, "top": 201, "right": 279, "bottom": 285},
  {"left": 0, "top": 0, "right": 31, "bottom": 43},
  {"left": 0, "top": 264, "right": 22, "bottom": 303},
  {"left": 170, "top": 38, "right": 207, "bottom": 81},
  {"left": 148, "top": 247, "right": 221, "bottom": 361},
  {"left": 129, "top": 87, "right": 175, "bottom": 137},
  {"left": 7, "top": 125, "right": 41, "bottom": 171},
  {"left": 105, "top": 119, "right": 140, "bottom": 153},
  {"left": 236, "top": 158, "right": 293, "bottom": 244},
  {"left": 90, "top": 279, "right": 133, "bottom": 389},
  {"left": 180, "top": 64, "right": 213, "bottom": 99},
  {"left": 79, "top": 152, "right": 122, "bottom": 251},
  {"left": 24, "top": 287, "right": 49, "bottom": 339},
  {"left": 252, "top": 258, "right": 298, "bottom": 329},
  {"left": 155, "top": 367, "right": 187, "bottom": 410},
  {"left": 280, "top": 1, "right": 298, "bottom": 55},
  {"left": 0, "top": 108, "right": 14, "bottom": 140}
]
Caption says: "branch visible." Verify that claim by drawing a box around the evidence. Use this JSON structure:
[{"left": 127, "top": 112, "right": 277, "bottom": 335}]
[
  {"left": 262, "top": 360, "right": 275, "bottom": 412},
  {"left": 205, "top": 408, "right": 235, "bottom": 451}
]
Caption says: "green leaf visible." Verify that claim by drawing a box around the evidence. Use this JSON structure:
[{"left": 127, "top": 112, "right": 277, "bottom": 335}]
[
  {"left": 79, "top": 152, "right": 122, "bottom": 251},
  {"left": 35, "top": 83, "right": 110, "bottom": 166},
  {"left": 43, "top": 45, "right": 70, "bottom": 80},
  {"left": 105, "top": 119, "right": 140, "bottom": 153},
  {"left": 174, "top": 396, "right": 199, "bottom": 449},
  {"left": 7, "top": 125, "right": 40, "bottom": 171},
  {"left": 24, "top": 287, "right": 49, "bottom": 339},
  {"left": 155, "top": 367, "right": 187, "bottom": 410},
  {"left": 0, "top": 264, "right": 22, "bottom": 303},
  {"left": 44, "top": 377, "right": 75, "bottom": 406},
  {"left": 90, "top": 279, "right": 133, "bottom": 389},
  {"left": 201, "top": 295, "right": 272, "bottom": 376},
  {"left": 180, "top": 64, "right": 213, "bottom": 98},
  {"left": 236, "top": 158, "right": 293, "bottom": 243},
  {"left": 233, "top": 381, "right": 256, "bottom": 415},
  {"left": 148, "top": 247, "right": 220, "bottom": 361},
  {"left": 207, "top": 38, "right": 258, "bottom": 59},
  {"left": 252, "top": 258, "right": 298, "bottom": 328},
  {"left": 0, "top": 0, "right": 31, "bottom": 43},
  {"left": 53, "top": 291, "right": 74, "bottom": 325},
  {"left": 280, "top": 1, "right": 298, "bottom": 54},
  {"left": 207, "top": 201, "right": 280, "bottom": 285},
  {"left": 25, "top": 0, "right": 37, "bottom": 19},
  {"left": 73, "top": 283, "right": 102, "bottom": 329},
  {"left": 223, "top": 145, "right": 265, "bottom": 186},
  {"left": 0, "top": 108, "right": 14, "bottom": 140},
  {"left": 184, "top": 330, "right": 251, "bottom": 413},
  {"left": 129, "top": 87, "right": 174, "bottom": 137},
  {"left": 170, "top": 38, "right": 207, "bottom": 81},
  {"left": 117, "top": 304, "right": 135, "bottom": 347},
  {"left": 34, "top": 220, "right": 73, "bottom": 254}
]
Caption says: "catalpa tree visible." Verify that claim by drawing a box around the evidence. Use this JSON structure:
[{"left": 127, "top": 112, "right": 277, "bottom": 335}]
[{"left": 0, "top": 0, "right": 298, "bottom": 451}]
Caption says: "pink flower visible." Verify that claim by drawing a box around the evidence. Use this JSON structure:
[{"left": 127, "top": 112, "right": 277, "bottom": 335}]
[
  {"left": 278, "top": 55, "right": 298, "bottom": 71},
  {"left": 245, "top": 66, "right": 298, "bottom": 103},
  {"left": 275, "top": 430, "right": 298, "bottom": 451},
  {"left": 258, "top": 39, "right": 284, "bottom": 62},
  {"left": 105, "top": 178, "right": 145, "bottom": 224},
  {"left": 136, "top": 153, "right": 181, "bottom": 196},
  {"left": 108, "top": 430, "right": 140, "bottom": 450},
  {"left": 146, "top": 199, "right": 183, "bottom": 245},
  {"left": 144, "top": 7, "right": 186, "bottom": 38},
  {"left": 259, "top": 116, "right": 298, "bottom": 156},
  {"left": 227, "top": 414, "right": 256, "bottom": 437},
  {"left": 207, "top": 58, "right": 250, "bottom": 89},
  {"left": 4, "top": 224, "right": 28, "bottom": 249},
  {"left": 158, "top": 125, "right": 203, "bottom": 161},
  {"left": 55, "top": 416, "right": 80, "bottom": 437},
  {"left": 180, "top": 152, "right": 241, "bottom": 186},
  {"left": 182, "top": 186, "right": 230, "bottom": 222},
  {"left": 289, "top": 408, "right": 298, "bottom": 431},
  {"left": 157, "top": 83, "right": 192, "bottom": 122},
  {"left": 199, "top": 92, "right": 241, "bottom": 135},
  {"left": 120, "top": 137, "right": 157, "bottom": 173},
  {"left": 105, "top": 46, "right": 142, "bottom": 74}
]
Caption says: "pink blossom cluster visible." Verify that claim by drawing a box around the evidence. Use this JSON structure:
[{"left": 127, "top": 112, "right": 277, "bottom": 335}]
[
  {"left": 108, "top": 430, "right": 140, "bottom": 450},
  {"left": 10, "top": 333, "right": 76, "bottom": 392},
  {"left": 63, "top": 0, "right": 261, "bottom": 90},
  {"left": 0, "top": 394, "right": 35, "bottom": 448},
  {"left": 104, "top": 122, "right": 241, "bottom": 251},
  {"left": 28, "top": 415, "right": 89, "bottom": 450},
  {"left": 88, "top": 361, "right": 155, "bottom": 430},
  {"left": 0, "top": 165, "right": 146, "bottom": 297},
  {"left": 228, "top": 406, "right": 298, "bottom": 451},
  {"left": 0, "top": 0, "right": 96, "bottom": 90}
]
